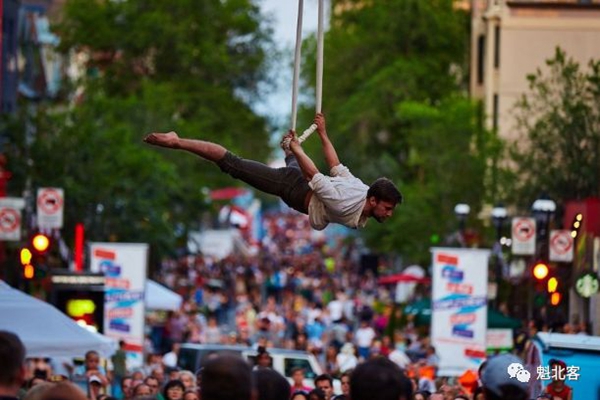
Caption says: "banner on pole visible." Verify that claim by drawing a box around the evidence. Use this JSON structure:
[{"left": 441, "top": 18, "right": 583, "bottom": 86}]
[
  {"left": 431, "top": 247, "right": 490, "bottom": 377},
  {"left": 90, "top": 242, "right": 148, "bottom": 368}
]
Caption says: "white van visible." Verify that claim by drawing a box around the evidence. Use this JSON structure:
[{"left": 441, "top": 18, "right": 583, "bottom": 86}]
[{"left": 177, "top": 344, "right": 340, "bottom": 393}]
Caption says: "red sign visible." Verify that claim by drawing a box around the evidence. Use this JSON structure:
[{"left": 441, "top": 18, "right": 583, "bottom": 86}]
[{"left": 551, "top": 231, "right": 573, "bottom": 255}]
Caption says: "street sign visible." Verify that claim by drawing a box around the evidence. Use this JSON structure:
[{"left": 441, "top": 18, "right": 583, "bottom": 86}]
[
  {"left": 511, "top": 217, "right": 536, "bottom": 255},
  {"left": 0, "top": 197, "right": 24, "bottom": 241},
  {"left": 549, "top": 230, "right": 574, "bottom": 263},
  {"left": 37, "top": 187, "right": 64, "bottom": 229}
]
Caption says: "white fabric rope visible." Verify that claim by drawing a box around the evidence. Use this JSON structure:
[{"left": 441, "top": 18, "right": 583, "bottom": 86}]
[
  {"left": 290, "top": 0, "right": 304, "bottom": 132},
  {"left": 298, "top": 0, "right": 324, "bottom": 144}
]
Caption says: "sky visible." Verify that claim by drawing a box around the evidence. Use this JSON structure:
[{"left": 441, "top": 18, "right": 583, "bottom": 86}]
[{"left": 255, "top": 0, "right": 326, "bottom": 130}]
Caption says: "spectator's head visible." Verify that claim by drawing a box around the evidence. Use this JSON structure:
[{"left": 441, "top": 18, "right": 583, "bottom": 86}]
[
  {"left": 183, "top": 390, "right": 199, "bottom": 400},
  {"left": 178, "top": 370, "right": 196, "bottom": 390},
  {"left": 256, "top": 346, "right": 272, "bottom": 368},
  {"left": 0, "top": 330, "right": 26, "bottom": 394},
  {"left": 413, "top": 390, "right": 431, "bottom": 400},
  {"left": 40, "top": 382, "right": 88, "bottom": 400},
  {"left": 314, "top": 374, "right": 333, "bottom": 399},
  {"left": 308, "top": 388, "right": 327, "bottom": 400},
  {"left": 340, "top": 370, "right": 352, "bottom": 396},
  {"left": 252, "top": 368, "right": 290, "bottom": 400},
  {"left": 132, "top": 383, "right": 152, "bottom": 397},
  {"left": 350, "top": 357, "right": 412, "bottom": 400},
  {"left": 23, "top": 382, "right": 52, "bottom": 400},
  {"left": 201, "top": 355, "right": 253, "bottom": 400},
  {"left": 122, "top": 376, "right": 134, "bottom": 399},
  {"left": 143, "top": 376, "right": 160, "bottom": 395},
  {"left": 84, "top": 350, "right": 101, "bottom": 371},
  {"left": 163, "top": 379, "right": 185, "bottom": 400},
  {"left": 480, "top": 354, "right": 529, "bottom": 400},
  {"left": 367, "top": 178, "right": 403, "bottom": 223},
  {"left": 548, "top": 358, "right": 567, "bottom": 382},
  {"left": 291, "top": 367, "right": 305, "bottom": 386},
  {"left": 291, "top": 391, "right": 309, "bottom": 400}
]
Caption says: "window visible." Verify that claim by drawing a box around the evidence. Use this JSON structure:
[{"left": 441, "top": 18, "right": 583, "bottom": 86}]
[
  {"left": 284, "top": 358, "right": 316, "bottom": 379},
  {"left": 493, "top": 94, "right": 499, "bottom": 131},
  {"left": 477, "top": 34, "right": 485, "bottom": 84},
  {"left": 494, "top": 25, "right": 500, "bottom": 68}
]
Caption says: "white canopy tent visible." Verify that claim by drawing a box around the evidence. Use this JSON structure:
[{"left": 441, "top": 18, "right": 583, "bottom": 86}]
[
  {"left": 0, "top": 280, "right": 117, "bottom": 358},
  {"left": 145, "top": 280, "right": 182, "bottom": 311}
]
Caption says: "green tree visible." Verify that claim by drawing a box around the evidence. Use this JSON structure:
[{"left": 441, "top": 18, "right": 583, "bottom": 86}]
[
  {"left": 4, "top": 0, "right": 275, "bottom": 261},
  {"left": 509, "top": 47, "right": 600, "bottom": 206}
]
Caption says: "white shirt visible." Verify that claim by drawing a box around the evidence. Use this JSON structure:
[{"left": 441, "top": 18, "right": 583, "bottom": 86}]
[
  {"left": 355, "top": 326, "right": 376, "bottom": 348},
  {"left": 308, "top": 164, "right": 369, "bottom": 231}
]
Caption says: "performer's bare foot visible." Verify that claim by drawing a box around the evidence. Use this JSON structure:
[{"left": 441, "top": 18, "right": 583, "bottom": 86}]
[
  {"left": 143, "top": 131, "right": 180, "bottom": 149},
  {"left": 280, "top": 130, "right": 295, "bottom": 156}
]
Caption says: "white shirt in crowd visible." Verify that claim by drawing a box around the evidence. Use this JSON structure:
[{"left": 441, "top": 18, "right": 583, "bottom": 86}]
[
  {"left": 355, "top": 326, "right": 376, "bottom": 348},
  {"left": 308, "top": 164, "right": 369, "bottom": 231}
]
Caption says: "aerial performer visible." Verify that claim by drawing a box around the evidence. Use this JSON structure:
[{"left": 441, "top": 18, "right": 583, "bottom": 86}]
[{"left": 143, "top": 0, "right": 402, "bottom": 231}]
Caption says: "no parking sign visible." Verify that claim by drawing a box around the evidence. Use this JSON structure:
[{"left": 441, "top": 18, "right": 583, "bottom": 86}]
[
  {"left": 511, "top": 217, "right": 536, "bottom": 255},
  {"left": 0, "top": 197, "right": 24, "bottom": 241},
  {"left": 37, "top": 188, "right": 64, "bottom": 229},
  {"left": 549, "top": 230, "right": 574, "bottom": 263}
]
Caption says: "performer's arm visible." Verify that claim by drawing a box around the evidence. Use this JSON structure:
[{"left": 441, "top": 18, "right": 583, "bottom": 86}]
[
  {"left": 315, "top": 113, "right": 341, "bottom": 171},
  {"left": 289, "top": 133, "right": 320, "bottom": 181}
]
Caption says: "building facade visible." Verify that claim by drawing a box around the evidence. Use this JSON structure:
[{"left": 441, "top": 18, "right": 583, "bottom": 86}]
[{"left": 470, "top": 0, "right": 600, "bottom": 140}]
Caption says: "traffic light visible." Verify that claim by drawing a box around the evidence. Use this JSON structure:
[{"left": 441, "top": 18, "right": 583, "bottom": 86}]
[
  {"left": 19, "top": 248, "right": 35, "bottom": 280},
  {"left": 550, "top": 292, "right": 562, "bottom": 306},
  {"left": 533, "top": 262, "right": 549, "bottom": 281},
  {"left": 31, "top": 233, "right": 50, "bottom": 254}
]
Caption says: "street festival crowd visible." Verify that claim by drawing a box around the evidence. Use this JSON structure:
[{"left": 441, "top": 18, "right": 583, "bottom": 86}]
[{"left": 2, "top": 212, "right": 584, "bottom": 400}]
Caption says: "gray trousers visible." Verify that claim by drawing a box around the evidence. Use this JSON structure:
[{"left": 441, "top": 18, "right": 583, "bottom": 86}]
[{"left": 216, "top": 152, "right": 310, "bottom": 214}]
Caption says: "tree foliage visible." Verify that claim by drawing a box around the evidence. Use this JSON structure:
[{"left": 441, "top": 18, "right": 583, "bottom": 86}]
[
  {"left": 508, "top": 48, "right": 600, "bottom": 206},
  {"left": 4, "top": 0, "right": 275, "bottom": 259}
]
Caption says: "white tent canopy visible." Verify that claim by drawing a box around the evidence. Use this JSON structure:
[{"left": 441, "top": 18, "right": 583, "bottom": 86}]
[
  {"left": 145, "top": 280, "right": 182, "bottom": 311},
  {"left": 0, "top": 281, "right": 117, "bottom": 358}
]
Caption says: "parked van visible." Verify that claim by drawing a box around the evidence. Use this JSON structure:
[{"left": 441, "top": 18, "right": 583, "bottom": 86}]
[{"left": 177, "top": 344, "right": 340, "bottom": 392}]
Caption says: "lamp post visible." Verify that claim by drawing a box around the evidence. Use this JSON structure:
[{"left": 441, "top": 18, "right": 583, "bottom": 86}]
[
  {"left": 530, "top": 195, "right": 556, "bottom": 321},
  {"left": 491, "top": 204, "right": 508, "bottom": 308},
  {"left": 454, "top": 203, "right": 470, "bottom": 247}
]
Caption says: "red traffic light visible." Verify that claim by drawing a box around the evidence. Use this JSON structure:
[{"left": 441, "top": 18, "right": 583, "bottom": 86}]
[
  {"left": 533, "top": 262, "right": 549, "bottom": 280},
  {"left": 32, "top": 233, "right": 50, "bottom": 253}
]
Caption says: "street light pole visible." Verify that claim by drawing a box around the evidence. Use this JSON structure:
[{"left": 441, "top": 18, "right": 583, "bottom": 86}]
[
  {"left": 454, "top": 203, "right": 471, "bottom": 247},
  {"left": 491, "top": 204, "right": 508, "bottom": 308},
  {"left": 530, "top": 195, "right": 557, "bottom": 323}
]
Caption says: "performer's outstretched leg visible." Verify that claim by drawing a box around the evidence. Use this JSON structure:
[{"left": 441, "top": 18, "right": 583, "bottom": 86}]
[{"left": 144, "top": 132, "right": 310, "bottom": 213}]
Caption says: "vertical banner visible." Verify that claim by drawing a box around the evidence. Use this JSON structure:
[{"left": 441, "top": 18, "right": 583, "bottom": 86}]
[
  {"left": 431, "top": 247, "right": 490, "bottom": 376},
  {"left": 549, "top": 230, "right": 574, "bottom": 263},
  {"left": 0, "top": 197, "right": 24, "bottom": 241},
  {"left": 90, "top": 243, "right": 148, "bottom": 367},
  {"left": 511, "top": 217, "right": 536, "bottom": 255},
  {"left": 37, "top": 187, "right": 64, "bottom": 229}
]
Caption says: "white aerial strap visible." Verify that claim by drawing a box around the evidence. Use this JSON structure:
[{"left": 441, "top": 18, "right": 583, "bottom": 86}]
[{"left": 288, "top": 0, "right": 325, "bottom": 146}]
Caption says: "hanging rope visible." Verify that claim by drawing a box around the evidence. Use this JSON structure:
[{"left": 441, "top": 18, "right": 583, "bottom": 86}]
[
  {"left": 298, "top": 0, "right": 324, "bottom": 143},
  {"left": 285, "top": 0, "right": 325, "bottom": 151},
  {"left": 290, "top": 0, "right": 305, "bottom": 133}
]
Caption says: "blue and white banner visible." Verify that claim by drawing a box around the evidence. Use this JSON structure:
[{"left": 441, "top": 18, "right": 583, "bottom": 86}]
[
  {"left": 431, "top": 247, "right": 490, "bottom": 376},
  {"left": 90, "top": 242, "right": 148, "bottom": 367}
]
